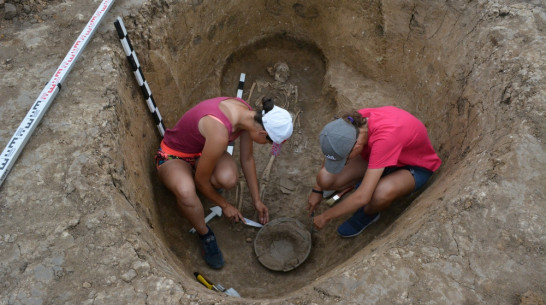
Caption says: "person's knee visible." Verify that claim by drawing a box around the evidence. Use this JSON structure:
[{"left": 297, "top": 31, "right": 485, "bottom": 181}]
[
  {"left": 214, "top": 170, "right": 238, "bottom": 189},
  {"left": 220, "top": 174, "right": 238, "bottom": 189},
  {"left": 316, "top": 168, "right": 336, "bottom": 189},
  {"left": 371, "top": 181, "right": 397, "bottom": 205},
  {"left": 174, "top": 185, "right": 198, "bottom": 207}
]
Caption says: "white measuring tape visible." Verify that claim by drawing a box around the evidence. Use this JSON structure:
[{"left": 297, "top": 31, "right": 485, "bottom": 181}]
[
  {"left": 114, "top": 17, "right": 166, "bottom": 137},
  {"left": 0, "top": 0, "right": 115, "bottom": 187}
]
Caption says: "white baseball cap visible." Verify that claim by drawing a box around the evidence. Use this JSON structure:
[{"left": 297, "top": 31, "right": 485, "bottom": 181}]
[{"left": 262, "top": 106, "right": 293, "bottom": 144}]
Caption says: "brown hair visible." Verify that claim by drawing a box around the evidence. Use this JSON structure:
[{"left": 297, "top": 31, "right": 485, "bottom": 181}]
[
  {"left": 340, "top": 110, "right": 367, "bottom": 128},
  {"left": 254, "top": 97, "right": 276, "bottom": 142},
  {"left": 254, "top": 97, "right": 275, "bottom": 126}
]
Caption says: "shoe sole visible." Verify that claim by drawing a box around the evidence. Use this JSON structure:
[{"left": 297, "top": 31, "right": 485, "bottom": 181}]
[{"left": 338, "top": 214, "right": 380, "bottom": 238}]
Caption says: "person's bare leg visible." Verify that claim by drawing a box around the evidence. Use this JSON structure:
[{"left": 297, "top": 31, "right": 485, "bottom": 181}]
[
  {"left": 209, "top": 152, "right": 238, "bottom": 190},
  {"left": 316, "top": 157, "right": 368, "bottom": 191},
  {"left": 364, "top": 169, "right": 415, "bottom": 215},
  {"left": 157, "top": 159, "right": 208, "bottom": 235}
]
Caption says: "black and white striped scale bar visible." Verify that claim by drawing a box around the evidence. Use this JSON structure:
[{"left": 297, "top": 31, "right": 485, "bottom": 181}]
[
  {"left": 227, "top": 73, "right": 246, "bottom": 155},
  {"left": 236, "top": 73, "right": 246, "bottom": 99},
  {"left": 114, "top": 17, "right": 166, "bottom": 137}
]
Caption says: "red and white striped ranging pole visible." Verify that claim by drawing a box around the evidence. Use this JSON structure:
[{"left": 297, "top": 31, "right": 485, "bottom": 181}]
[{"left": 0, "top": 0, "right": 116, "bottom": 188}]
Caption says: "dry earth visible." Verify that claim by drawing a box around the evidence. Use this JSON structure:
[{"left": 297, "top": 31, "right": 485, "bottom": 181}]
[{"left": 0, "top": 0, "right": 545, "bottom": 304}]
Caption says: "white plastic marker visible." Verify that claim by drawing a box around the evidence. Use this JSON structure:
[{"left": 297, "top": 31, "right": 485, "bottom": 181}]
[
  {"left": 0, "top": 0, "right": 115, "bottom": 188},
  {"left": 226, "top": 73, "right": 246, "bottom": 155},
  {"left": 114, "top": 17, "right": 165, "bottom": 137},
  {"left": 189, "top": 206, "right": 223, "bottom": 234}
]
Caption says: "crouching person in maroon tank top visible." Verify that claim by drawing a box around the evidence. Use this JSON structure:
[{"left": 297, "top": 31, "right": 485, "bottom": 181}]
[{"left": 156, "top": 96, "right": 293, "bottom": 269}]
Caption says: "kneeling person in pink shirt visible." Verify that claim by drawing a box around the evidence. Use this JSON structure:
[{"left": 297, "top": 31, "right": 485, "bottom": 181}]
[{"left": 307, "top": 106, "right": 441, "bottom": 237}]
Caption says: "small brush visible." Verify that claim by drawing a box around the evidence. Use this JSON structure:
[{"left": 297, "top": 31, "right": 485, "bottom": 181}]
[{"left": 325, "top": 186, "right": 354, "bottom": 206}]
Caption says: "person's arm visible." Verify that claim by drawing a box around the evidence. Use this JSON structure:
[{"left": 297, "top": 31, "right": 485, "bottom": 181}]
[
  {"left": 307, "top": 188, "right": 323, "bottom": 216},
  {"left": 195, "top": 117, "right": 243, "bottom": 222},
  {"left": 313, "top": 167, "right": 384, "bottom": 230},
  {"left": 307, "top": 161, "right": 326, "bottom": 215},
  {"left": 239, "top": 130, "right": 269, "bottom": 224}
]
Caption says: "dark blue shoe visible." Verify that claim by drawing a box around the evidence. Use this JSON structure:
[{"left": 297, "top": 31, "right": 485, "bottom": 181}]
[
  {"left": 337, "top": 208, "right": 380, "bottom": 238},
  {"left": 199, "top": 226, "right": 224, "bottom": 269}
]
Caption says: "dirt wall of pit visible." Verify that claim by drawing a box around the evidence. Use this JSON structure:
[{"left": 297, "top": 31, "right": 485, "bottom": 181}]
[{"left": 0, "top": 0, "right": 544, "bottom": 304}]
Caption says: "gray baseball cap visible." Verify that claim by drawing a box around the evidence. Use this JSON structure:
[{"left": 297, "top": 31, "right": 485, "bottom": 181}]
[{"left": 319, "top": 118, "right": 358, "bottom": 174}]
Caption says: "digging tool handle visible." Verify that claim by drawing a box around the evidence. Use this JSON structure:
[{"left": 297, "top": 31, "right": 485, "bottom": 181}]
[
  {"left": 336, "top": 186, "right": 354, "bottom": 198},
  {"left": 326, "top": 186, "right": 355, "bottom": 206},
  {"left": 194, "top": 272, "right": 214, "bottom": 290}
]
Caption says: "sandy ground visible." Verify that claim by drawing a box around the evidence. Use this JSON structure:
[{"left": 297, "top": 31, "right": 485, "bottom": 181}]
[{"left": 1, "top": 0, "right": 545, "bottom": 304}]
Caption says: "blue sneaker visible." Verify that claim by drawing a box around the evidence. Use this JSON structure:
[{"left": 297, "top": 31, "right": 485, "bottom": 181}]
[
  {"left": 199, "top": 226, "right": 224, "bottom": 269},
  {"left": 337, "top": 208, "right": 380, "bottom": 237}
]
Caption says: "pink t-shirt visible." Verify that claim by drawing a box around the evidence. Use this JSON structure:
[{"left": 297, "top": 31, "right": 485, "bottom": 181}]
[
  {"left": 163, "top": 97, "right": 252, "bottom": 153},
  {"left": 359, "top": 106, "right": 441, "bottom": 172}
]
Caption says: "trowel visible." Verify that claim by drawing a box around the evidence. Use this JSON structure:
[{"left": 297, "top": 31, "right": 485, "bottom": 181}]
[
  {"left": 242, "top": 217, "right": 263, "bottom": 228},
  {"left": 194, "top": 272, "right": 241, "bottom": 297}
]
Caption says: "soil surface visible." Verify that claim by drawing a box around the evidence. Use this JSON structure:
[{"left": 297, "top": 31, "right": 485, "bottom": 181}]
[{"left": 1, "top": 0, "right": 545, "bottom": 304}]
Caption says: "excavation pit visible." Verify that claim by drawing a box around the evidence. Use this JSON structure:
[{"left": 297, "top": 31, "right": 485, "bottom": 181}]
[
  {"left": 107, "top": 1, "right": 544, "bottom": 301},
  {"left": 0, "top": 0, "right": 543, "bottom": 304},
  {"left": 138, "top": 13, "right": 438, "bottom": 298}
]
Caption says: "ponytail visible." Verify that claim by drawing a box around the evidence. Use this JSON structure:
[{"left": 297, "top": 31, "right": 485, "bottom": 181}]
[
  {"left": 254, "top": 97, "right": 275, "bottom": 125},
  {"left": 261, "top": 97, "right": 275, "bottom": 113},
  {"left": 340, "top": 110, "right": 367, "bottom": 128}
]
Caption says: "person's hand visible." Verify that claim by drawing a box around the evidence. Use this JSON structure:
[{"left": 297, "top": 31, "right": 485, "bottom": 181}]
[
  {"left": 307, "top": 191, "right": 323, "bottom": 216},
  {"left": 222, "top": 204, "right": 243, "bottom": 223},
  {"left": 313, "top": 213, "right": 329, "bottom": 230},
  {"left": 254, "top": 201, "right": 269, "bottom": 224}
]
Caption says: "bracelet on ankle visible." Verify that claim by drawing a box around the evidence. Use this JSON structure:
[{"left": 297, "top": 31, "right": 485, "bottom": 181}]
[{"left": 311, "top": 188, "right": 323, "bottom": 195}]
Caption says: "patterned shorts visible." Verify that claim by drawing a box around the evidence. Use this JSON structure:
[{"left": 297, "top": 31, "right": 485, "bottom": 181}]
[{"left": 155, "top": 141, "right": 202, "bottom": 170}]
